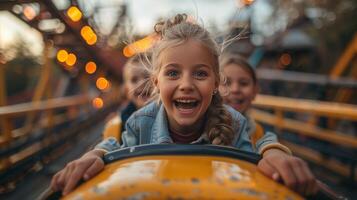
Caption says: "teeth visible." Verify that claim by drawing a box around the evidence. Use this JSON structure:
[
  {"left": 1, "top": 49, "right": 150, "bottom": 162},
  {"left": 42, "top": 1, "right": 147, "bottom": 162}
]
[{"left": 176, "top": 99, "right": 197, "bottom": 103}]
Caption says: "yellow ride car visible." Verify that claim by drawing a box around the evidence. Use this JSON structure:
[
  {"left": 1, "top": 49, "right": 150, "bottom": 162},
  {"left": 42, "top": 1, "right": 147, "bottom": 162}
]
[{"left": 42, "top": 144, "right": 344, "bottom": 200}]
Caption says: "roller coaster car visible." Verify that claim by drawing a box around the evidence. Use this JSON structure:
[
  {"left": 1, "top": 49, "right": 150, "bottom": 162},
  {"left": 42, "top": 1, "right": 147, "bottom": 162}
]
[{"left": 43, "top": 144, "right": 345, "bottom": 200}]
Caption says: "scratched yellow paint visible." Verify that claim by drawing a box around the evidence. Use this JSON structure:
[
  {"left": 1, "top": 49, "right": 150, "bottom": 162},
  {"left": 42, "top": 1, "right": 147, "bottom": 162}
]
[{"left": 63, "top": 155, "right": 303, "bottom": 200}]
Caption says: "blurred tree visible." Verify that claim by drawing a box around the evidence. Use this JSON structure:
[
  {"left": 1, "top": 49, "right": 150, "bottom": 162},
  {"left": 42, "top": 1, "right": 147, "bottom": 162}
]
[
  {"left": 2, "top": 36, "right": 41, "bottom": 99},
  {"left": 253, "top": 0, "right": 357, "bottom": 73}
]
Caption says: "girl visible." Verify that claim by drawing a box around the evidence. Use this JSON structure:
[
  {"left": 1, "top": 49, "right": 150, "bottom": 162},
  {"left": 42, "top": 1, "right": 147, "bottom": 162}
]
[
  {"left": 51, "top": 14, "right": 317, "bottom": 196},
  {"left": 219, "top": 53, "right": 270, "bottom": 151},
  {"left": 102, "top": 53, "right": 151, "bottom": 139},
  {"left": 219, "top": 52, "right": 317, "bottom": 195}
]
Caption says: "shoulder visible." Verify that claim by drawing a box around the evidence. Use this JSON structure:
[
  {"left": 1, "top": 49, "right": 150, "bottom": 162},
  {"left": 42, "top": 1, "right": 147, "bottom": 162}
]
[
  {"left": 223, "top": 104, "right": 248, "bottom": 134},
  {"left": 223, "top": 104, "right": 246, "bottom": 122}
]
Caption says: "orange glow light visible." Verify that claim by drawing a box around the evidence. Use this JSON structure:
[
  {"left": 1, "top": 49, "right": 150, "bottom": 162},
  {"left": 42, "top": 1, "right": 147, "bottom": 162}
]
[
  {"left": 80, "top": 26, "right": 94, "bottom": 40},
  {"left": 66, "top": 53, "right": 77, "bottom": 66},
  {"left": 123, "top": 34, "right": 159, "bottom": 57},
  {"left": 80, "top": 25, "right": 97, "bottom": 45},
  {"left": 67, "top": 6, "right": 82, "bottom": 22},
  {"left": 280, "top": 53, "right": 292, "bottom": 66},
  {"left": 85, "top": 61, "right": 97, "bottom": 74},
  {"left": 96, "top": 77, "right": 109, "bottom": 90},
  {"left": 86, "top": 33, "right": 97, "bottom": 45},
  {"left": 57, "top": 50, "right": 68, "bottom": 62},
  {"left": 23, "top": 6, "right": 36, "bottom": 20},
  {"left": 242, "top": 0, "right": 255, "bottom": 5},
  {"left": 92, "top": 97, "right": 104, "bottom": 109}
]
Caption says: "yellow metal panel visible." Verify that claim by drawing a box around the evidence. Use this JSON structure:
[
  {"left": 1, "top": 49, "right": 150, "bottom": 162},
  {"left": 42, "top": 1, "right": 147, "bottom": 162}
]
[
  {"left": 253, "top": 94, "right": 357, "bottom": 121},
  {"left": 102, "top": 116, "right": 122, "bottom": 141},
  {"left": 63, "top": 155, "right": 302, "bottom": 200},
  {"left": 0, "top": 58, "right": 12, "bottom": 145},
  {"left": 250, "top": 109, "right": 357, "bottom": 148}
]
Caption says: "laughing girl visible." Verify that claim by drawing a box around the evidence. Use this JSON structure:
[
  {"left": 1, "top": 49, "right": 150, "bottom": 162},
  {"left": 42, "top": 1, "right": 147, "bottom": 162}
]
[{"left": 51, "top": 14, "right": 317, "bottom": 196}]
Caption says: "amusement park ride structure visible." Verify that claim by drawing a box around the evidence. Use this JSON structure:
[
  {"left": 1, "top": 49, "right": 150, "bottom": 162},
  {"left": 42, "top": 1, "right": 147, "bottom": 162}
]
[{"left": 0, "top": 0, "right": 356, "bottom": 199}]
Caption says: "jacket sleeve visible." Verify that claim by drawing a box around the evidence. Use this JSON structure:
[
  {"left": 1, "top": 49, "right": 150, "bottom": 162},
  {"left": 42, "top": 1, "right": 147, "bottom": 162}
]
[
  {"left": 255, "top": 131, "right": 292, "bottom": 155},
  {"left": 94, "top": 137, "right": 121, "bottom": 152}
]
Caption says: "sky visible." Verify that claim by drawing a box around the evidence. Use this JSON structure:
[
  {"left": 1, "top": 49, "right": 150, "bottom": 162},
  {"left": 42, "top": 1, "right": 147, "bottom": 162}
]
[
  {"left": 127, "top": 0, "right": 238, "bottom": 34},
  {"left": 0, "top": 0, "right": 247, "bottom": 58}
]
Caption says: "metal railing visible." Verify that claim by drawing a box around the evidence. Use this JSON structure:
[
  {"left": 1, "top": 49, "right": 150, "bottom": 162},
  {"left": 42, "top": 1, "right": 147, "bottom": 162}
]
[{"left": 251, "top": 94, "right": 357, "bottom": 181}]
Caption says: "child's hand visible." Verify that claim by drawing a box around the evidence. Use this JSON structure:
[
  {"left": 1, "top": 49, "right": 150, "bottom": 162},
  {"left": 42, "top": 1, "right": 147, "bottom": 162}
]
[
  {"left": 257, "top": 149, "right": 318, "bottom": 196},
  {"left": 50, "top": 149, "right": 106, "bottom": 195}
]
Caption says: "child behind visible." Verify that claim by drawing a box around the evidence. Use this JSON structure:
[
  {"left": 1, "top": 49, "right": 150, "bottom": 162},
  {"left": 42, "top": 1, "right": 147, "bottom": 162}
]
[
  {"left": 51, "top": 14, "right": 317, "bottom": 196},
  {"left": 219, "top": 52, "right": 317, "bottom": 195},
  {"left": 102, "top": 53, "right": 151, "bottom": 139},
  {"left": 219, "top": 53, "right": 287, "bottom": 152}
]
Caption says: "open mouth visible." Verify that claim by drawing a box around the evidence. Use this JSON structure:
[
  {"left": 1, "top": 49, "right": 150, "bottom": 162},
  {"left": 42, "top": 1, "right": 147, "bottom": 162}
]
[
  {"left": 174, "top": 99, "right": 199, "bottom": 110},
  {"left": 229, "top": 98, "right": 244, "bottom": 105}
]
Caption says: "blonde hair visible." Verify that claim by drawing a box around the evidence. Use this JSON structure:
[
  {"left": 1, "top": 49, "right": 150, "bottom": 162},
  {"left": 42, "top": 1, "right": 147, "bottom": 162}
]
[
  {"left": 219, "top": 52, "right": 257, "bottom": 85},
  {"left": 146, "top": 14, "right": 235, "bottom": 145}
]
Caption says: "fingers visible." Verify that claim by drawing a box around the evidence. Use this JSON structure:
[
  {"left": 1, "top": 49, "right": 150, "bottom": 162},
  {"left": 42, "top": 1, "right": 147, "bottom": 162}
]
[
  {"left": 50, "top": 151, "right": 105, "bottom": 196},
  {"left": 258, "top": 158, "right": 280, "bottom": 181},
  {"left": 51, "top": 170, "right": 64, "bottom": 192},
  {"left": 300, "top": 160, "right": 317, "bottom": 195},
  {"left": 83, "top": 158, "right": 104, "bottom": 180},
  {"left": 262, "top": 154, "right": 317, "bottom": 196},
  {"left": 288, "top": 158, "right": 317, "bottom": 196},
  {"left": 270, "top": 157, "right": 298, "bottom": 191},
  {"left": 290, "top": 159, "right": 307, "bottom": 194},
  {"left": 63, "top": 161, "right": 90, "bottom": 195}
]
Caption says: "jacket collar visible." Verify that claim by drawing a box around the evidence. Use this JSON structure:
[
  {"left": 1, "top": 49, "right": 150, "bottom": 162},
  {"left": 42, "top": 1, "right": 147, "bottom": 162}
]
[
  {"left": 151, "top": 103, "right": 174, "bottom": 144},
  {"left": 150, "top": 103, "right": 210, "bottom": 144}
]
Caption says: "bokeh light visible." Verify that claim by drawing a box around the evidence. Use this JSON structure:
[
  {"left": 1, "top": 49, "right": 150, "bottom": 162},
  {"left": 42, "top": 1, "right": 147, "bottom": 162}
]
[
  {"left": 80, "top": 25, "right": 97, "bottom": 45},
  {"left": 123, "top": 34, "right": 158, "bottom": 57},
  {"left": 96, "top": 77, "right": 109, "bottom": 90},
  {"left": 67, "top": 6, "right": 82, "bottom": 22},
  {"left": 65, "top": 53, "right": 77, "bottom": 66},
  {"left": 23, "top": 6, "right": 36, "bottom": 20},
  {"left": 56, "top": 49, "right": 68, "bottom": 62},
  {"left": 92, "top": 97, "right": 103, "bottom": 109},
  {"left": 85, "top": 61, "right": 97, "bottom": 74},
  {"left": 280, "top": 53, "right": 292, "bottom": 66}
]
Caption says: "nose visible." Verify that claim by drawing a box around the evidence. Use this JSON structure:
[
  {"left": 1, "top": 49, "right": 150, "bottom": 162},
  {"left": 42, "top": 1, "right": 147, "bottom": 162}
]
[
  {"left": 178, "top": 72, "right": 194, "bottom": 92},
  {"left": 230, "top": 81, "right": 240, "bottom": 94}
]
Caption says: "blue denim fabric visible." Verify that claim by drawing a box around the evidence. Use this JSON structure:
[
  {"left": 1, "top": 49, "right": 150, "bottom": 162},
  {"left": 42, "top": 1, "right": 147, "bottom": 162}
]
[{"left": 96, "top": 102, "right": 260, "bottom": 153}]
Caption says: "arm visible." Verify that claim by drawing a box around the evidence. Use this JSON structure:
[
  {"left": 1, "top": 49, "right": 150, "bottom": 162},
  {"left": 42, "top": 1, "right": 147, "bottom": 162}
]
[
  {"left": 50, "top": 149, "right": 106, "bottom": 195},
  {"left": 50, "top": 117, "right": 140, "bottom": 195},
  {"left": 251, "top": 122, "right": 316, "bottom": 196},
  {"left": 255, "top": 131, "right": 292, "bottom": 155},
  {"left": 258, "top": 149, "right": 317, "bottom": 196},
  {"left": 258, "top": 143, "right": 317, "bottom": 196}
]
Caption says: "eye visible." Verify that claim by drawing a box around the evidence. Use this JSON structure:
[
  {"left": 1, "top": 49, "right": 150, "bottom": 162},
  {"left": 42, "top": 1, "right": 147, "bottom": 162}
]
[
  {"left": 194, "top": 70, "right": 208, "bottom": 79},
  {"left": 165, "top": 70, "right": 179, "bottom": 78},
  {"left": 239, "top": 79, "right": 251, "bottom": 86}
]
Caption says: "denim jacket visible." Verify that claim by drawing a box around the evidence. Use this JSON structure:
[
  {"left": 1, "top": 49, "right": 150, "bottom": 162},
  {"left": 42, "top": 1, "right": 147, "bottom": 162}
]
[{"left": 96, "top": 102, "right": 279, "bottom": 153}]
